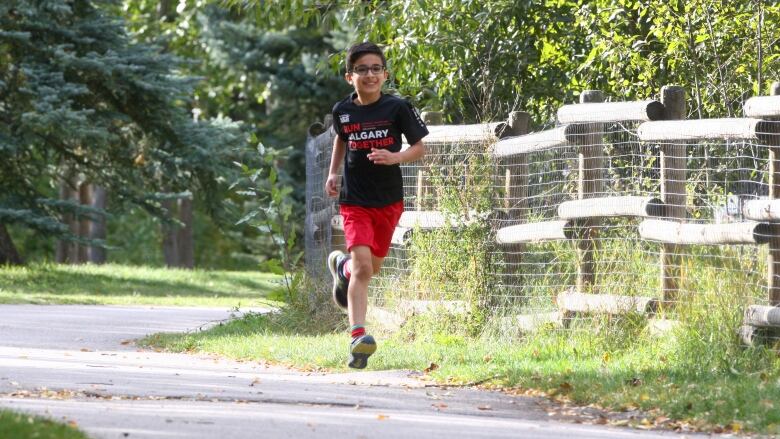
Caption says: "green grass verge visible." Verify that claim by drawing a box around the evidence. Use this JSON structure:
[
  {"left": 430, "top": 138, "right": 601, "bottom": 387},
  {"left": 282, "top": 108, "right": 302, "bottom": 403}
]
[
  {"left": 0, "top": 263, "right": 282, "bottom": 307},
  {"left": 0, "top": 409, "right": 90, "bottom": 439},
  {"left": 141, "top": 309, "right": 780, "bottom": 435}
]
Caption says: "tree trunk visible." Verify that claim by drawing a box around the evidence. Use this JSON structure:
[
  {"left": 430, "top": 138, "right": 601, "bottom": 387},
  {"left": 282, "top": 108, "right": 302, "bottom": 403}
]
[
  {"left": 0, "top": 224, "right": 23, "bottom": 265},
  {"left": 162, "top": 198, "right": 179, "bottom": 267},
  {"left": 78, "top": 181, "right": 91, "bottom": 263},
  {"left": 56, "top": 176, "right": 79, "bottom": 264},
  {"left": 88, "top": 185, "right": 107, "bottom": 264},
  {"left": 177, "top": 196, "right": 194, "bottom": 269}
]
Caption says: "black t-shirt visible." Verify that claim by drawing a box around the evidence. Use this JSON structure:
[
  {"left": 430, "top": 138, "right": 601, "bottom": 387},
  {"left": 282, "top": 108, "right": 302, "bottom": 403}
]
[{"left": 332, "top": 93, "right": 429, "bottom": 207}]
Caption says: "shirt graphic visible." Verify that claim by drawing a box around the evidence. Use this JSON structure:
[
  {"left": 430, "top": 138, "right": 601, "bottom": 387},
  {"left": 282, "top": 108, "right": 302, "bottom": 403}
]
[{"left": 331, "top": 93, "right": 429, "bottom": 207}]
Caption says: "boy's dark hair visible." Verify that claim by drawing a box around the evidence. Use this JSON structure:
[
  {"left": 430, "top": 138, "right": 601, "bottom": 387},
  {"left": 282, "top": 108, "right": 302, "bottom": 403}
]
[{"left": 346, "top": 42, "right": 386, "bottom": 72}]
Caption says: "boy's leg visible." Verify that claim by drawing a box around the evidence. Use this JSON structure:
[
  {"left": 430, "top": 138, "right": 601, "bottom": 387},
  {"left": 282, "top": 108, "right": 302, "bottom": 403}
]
[
  {"left": 347, "top": 245, "right": 377, "bottom": 369},
  {"left": 347, "top": 246, "right": 372, "bottom": 326}
]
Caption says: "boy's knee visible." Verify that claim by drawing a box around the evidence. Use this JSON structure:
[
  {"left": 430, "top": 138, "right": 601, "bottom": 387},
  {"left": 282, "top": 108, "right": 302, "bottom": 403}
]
[{"left": 351, "top": 259, "right": 373, "bottom": 280}]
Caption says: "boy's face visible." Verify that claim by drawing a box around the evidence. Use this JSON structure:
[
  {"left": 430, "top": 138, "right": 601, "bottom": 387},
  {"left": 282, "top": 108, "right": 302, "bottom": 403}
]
[{"left": 345, "top": 53, "right": 388, "bottom": 97}]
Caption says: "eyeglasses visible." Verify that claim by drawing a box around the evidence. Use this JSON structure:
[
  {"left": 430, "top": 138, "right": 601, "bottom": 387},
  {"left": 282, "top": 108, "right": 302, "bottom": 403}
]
[{"left": 351, "top": 64, "right": 386, "bottom": 76}]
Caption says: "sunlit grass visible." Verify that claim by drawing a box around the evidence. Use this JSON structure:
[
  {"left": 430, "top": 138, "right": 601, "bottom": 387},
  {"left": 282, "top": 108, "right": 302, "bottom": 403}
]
[
  {"left": 0, "top": 263, "right": 282, "bottom": 307},
  {"left": 0, "top": 409, "right": 90, "bottom": 439}
]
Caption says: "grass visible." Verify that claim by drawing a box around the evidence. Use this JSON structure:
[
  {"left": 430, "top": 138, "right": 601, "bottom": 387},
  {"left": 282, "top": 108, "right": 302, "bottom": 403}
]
[
  {"left": 0, "top": 263, "right": 282, "bottom": 307},
  {"left": 0, "top": 409, "right": 90, "bottom": 439},
  {"left": 141, "top": 301, "right": 780, "bottom": 436}
]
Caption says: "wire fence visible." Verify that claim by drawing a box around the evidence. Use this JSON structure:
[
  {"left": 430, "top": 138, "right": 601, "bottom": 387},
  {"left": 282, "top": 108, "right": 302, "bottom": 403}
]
[{"left": 305, "top": 86, "right": 780, "bottom": 346}]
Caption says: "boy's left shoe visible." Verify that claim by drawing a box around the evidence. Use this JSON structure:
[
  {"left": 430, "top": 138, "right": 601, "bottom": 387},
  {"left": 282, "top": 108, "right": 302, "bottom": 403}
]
[
  {"left": 327, "top": 250, "right": 349, "bottom": 310},
  {"left": 348, "top": 334, "right": 377, "bottom": 369}
]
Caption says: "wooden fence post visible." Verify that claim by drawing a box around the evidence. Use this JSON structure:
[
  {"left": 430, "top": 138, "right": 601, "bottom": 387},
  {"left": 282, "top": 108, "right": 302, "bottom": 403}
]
[
  {"left": 576, "top": 90, "right": 604, "bottom": 292},
  {"left": 503, "top": 111, "right": 531, "bottom": 270},
  {"left": 417, "top": 112, "right": 443, "bottom": 211},
  {"left": 767, "top": 83, "right": 780, "bottom": 305},
  {"left": 659, "top": 86, "right": 687, "bottom": 305}
]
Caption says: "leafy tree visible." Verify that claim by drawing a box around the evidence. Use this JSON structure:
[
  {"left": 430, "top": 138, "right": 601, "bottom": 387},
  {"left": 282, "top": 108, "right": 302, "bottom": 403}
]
[
  {"left": 230, "top": 0, "right": 780, "bottom": 123},
  {"left": 0, "top": 0, "right": 241, "bottom": 264},
  {"left": 120, "top": 0, "right": 349, "bottom": 263}
]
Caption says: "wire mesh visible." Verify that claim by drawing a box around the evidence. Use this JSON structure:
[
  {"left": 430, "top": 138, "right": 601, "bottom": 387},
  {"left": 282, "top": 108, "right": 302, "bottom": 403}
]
[{"left": 304, "top": 108, "right": 780, "bottom": 346}]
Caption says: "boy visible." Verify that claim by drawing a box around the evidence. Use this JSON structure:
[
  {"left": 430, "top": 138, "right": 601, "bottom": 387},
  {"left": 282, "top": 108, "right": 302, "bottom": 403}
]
[{"left": 325, "top": 42, "right": 428, "bottom": 369}]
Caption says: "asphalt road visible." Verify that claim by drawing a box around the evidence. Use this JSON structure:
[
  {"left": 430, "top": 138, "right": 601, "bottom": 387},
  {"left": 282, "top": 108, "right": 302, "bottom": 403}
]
[{"left": 0, "top": 305, "right": 706, "bottom": 438}]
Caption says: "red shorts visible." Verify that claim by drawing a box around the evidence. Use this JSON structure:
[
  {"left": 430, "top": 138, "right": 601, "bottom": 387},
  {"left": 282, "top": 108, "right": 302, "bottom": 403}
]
[{"left": 339, "top": 201, "right": 404, "bottom": 258}]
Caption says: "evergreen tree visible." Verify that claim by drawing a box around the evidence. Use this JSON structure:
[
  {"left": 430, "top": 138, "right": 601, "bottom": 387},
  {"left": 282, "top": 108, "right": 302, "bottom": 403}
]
[{"left": 0, "top": 0, "right": 242, "bottom": 264}]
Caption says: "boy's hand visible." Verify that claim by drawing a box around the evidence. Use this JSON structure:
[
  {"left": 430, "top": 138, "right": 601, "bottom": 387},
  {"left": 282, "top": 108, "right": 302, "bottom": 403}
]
[
  {"left": 325, "top": 174, "right": 339, "bottom": 197},
  {"left": 367, "top": 148, "right": 399, "bottom": 165}
]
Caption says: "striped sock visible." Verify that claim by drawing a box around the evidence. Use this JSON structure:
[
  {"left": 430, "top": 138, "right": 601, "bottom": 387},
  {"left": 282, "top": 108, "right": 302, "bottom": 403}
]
[
  {"left": 350, "top": 324, "right": 365, "bottom": 339},
  {"left": 340, "top": 259, "right": 352, "bottom": 280}
]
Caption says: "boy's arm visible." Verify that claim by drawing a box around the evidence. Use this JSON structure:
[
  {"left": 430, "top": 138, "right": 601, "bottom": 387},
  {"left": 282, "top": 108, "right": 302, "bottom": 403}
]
[
  {"left": 325, "top": 136, "right": 346, "bottom": 197},
  {"left": 367, "top": 140, "right": 426, "bottom": 165}
]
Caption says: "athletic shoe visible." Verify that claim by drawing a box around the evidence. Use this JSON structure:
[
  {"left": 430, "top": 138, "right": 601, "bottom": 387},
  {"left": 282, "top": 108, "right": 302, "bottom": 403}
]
[
  {"left": 327, "top": 250, "right": 349, "bottom": 310},
  {"left": 348, "top": 334, "right": 377, "bottom": 369}
]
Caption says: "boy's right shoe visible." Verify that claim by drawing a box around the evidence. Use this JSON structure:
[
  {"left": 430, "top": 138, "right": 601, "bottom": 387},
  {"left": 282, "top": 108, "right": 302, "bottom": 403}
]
[
  {"left": 327, "top": 250, "right": 349, "bottom": 310},
  {"left": 348, "top": 334, "right": 377, "bottom": 369}
]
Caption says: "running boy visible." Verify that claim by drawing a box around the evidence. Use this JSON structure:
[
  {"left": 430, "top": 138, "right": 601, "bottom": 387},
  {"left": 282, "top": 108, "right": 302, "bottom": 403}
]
[{"left": 325, "top": 42, "right": 428, "bottom": 369}]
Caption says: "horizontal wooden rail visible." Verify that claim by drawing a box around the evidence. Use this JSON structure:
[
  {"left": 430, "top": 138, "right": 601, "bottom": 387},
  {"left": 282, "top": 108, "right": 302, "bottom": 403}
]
[
  {"left": 556, "top": 290, "right": 658, "bottom": 315},
  {"left": 496, "top": 220, "right": 574, "bottom": 244},
  {"left": 743, "top": 199, "right": 780, "bottom": 222},
  {"left": 336, "top": 211, "right": 458, "bottom": 232},
  {"left": 639, "top": 219, "right": 771, "bottom": 245},
  {"left": 397, "top": 211, "right": 448, "bottom": 229},
  {"left": 391, "top": 226, "right": 413, "bottom": 246},
  {"left": 331, "top": 214, "right": 344, "bottom": 231},
  {"left": 494, "top": 125, "right": 574, "bottom": 158},
  {"left": 558, "top": 196, "right": 664, "bottom": 219},
  {"left": 744, "top": 305, "right": 780, "bottom": 328},
  {"left": 744, "top": 95, "right": 780, "bottom": 118},
  {"left": 557, "top": 100, "right": 665, "bottom": 124},
  {"left": 418, "top": 122, "right": 504, "bottom": 144},
  {"left": 638, "top": 118, "right": 780, "bottom": 143},
  {"left": 309, "top": 205, "right": 333, "bottom": 227},
  {"left": 308, "top": 126, "right": 335, "bottom": 151}
]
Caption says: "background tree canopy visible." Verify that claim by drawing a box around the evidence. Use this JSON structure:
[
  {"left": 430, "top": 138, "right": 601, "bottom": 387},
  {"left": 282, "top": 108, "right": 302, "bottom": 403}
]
[
  {"left": 238, "top": 0, "right": 779, "bottom": 123},
  {"left": 1, "top": 0, "right": 777, "bottom": 268}
]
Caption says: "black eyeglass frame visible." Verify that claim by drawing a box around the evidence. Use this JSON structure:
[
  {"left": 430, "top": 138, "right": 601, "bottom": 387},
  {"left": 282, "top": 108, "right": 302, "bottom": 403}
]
[{"left": 349, "top": 64, "right": 387, "bottom": 76}]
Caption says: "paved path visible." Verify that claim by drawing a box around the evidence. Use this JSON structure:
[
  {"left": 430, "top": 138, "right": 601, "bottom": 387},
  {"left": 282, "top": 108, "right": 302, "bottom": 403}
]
[{"left": 0, "top": 305, "right": 704, "bottom": 438}]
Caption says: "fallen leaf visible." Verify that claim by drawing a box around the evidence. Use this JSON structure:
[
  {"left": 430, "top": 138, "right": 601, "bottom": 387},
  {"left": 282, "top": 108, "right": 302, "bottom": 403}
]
[
  {"left": 377, "top": 414, "right": 389, "bottom": 420},
  {"left": 477, "top": 405, "right": 492, "bottom": 411},
  {"left": 80, "top": 348, "right": 91, "bottom": 352},
  {"left": 626, "top": 377, "right": 642, "bottom": 386},
  {"left": 423, "top": 362, "right": 439, "bottom": 373}
]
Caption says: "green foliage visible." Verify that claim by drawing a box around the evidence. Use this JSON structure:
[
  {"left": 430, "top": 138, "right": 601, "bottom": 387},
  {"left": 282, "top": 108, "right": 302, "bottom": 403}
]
[
  {"left": 235, "top": 0, "right": 780, "bottom": 124},
  {"left": 0, "top": 0, "right": 242, "bottom": 257},
  {"left": 232, "top": 142, "right": 306, "bottom": 300},
  {"left": 117, "top": 0, "right": 350, "bottom": 265},
  {"left": 387, "top": 139, "right": 501, "bottom": 330}
]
